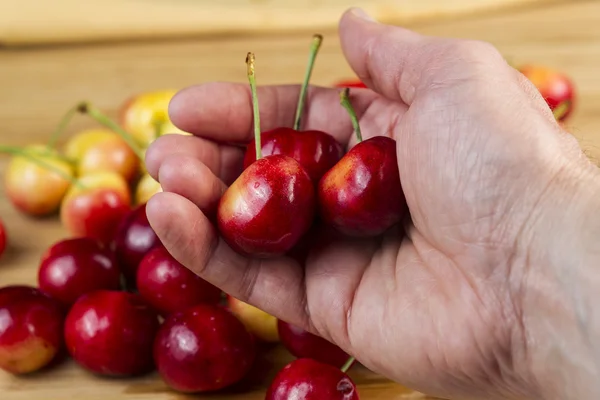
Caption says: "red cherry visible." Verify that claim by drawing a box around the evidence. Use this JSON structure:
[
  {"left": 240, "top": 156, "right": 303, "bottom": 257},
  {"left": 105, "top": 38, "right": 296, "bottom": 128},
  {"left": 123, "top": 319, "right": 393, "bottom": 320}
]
[
  {"left": 0, "top": 285, "right": 65, "bottom": 374},
  {"left": 266, "top": 358, "right": 359, "bottom": 400},
  {"left": 64, "top": 290, "right": 160, "bottom": 376},
  {"left": 278, "top": 320, "right": 351, "bottom": 368},
  {"left": 113, "top": 203, "right": 161, "bottom": 285},
  {"left": 243, "top": 128, "right": 344, "bottom": 184},
  {"left": 218, "top": 154, "right": 315, "bottom": 257},
  {"left": 136, "top": 246, "right": 222, "bottom": 316},
  {"left": 242, "top": 36, "right": 344, "bottom": 184},
  {"left": 153, "top": 304, "right": 256, "bottom": 393},
  {"left": 217, "top": 54, "right": 316, "bottom": 257},
  {"left": 318, "top": 90, "right": 406, "bottom": 237},
  {"left": 38, "top": 237, "right": 122, "bottom": 307}
]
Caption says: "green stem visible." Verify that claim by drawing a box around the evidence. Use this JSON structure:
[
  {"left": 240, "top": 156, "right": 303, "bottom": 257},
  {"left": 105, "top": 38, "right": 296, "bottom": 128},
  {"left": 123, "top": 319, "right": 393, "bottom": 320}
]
[
  {"left": 340, "top": 88, "right": 363, "bottom": 143},
  {"left": 0, "top": 145, "right": 85, "bottom": 189},
  {"left": 77, "top": 102, "right": 145, "bottom": 159},
  {"left": 47, "top": 104, "right": 79, "bottom": 148},
  {"left": 293, "top": 34, "right": 323, "bottom": 131},
  {"left": 246, "top": 52, "right": 262, "bottom": 160},
  {"left": 340, "top": 356, "right": 355, "bottom": 373}
]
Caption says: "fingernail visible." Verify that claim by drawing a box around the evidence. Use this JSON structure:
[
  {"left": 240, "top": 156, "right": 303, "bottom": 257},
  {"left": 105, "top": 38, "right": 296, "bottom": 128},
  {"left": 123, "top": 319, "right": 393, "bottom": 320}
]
[{"left": 350, "top": 7, "right": 376, "bottom": 22}]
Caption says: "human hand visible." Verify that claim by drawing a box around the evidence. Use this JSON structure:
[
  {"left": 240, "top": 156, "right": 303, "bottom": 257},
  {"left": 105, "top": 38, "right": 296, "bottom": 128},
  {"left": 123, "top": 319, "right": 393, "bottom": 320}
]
[{"left": 144, "top": 8, "right": 600, "bottom": 400}]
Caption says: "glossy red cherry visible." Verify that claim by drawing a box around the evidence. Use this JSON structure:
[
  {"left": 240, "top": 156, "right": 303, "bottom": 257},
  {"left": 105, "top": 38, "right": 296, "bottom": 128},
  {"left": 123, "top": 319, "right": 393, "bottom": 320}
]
[
  {"left": 242, "top": 35, "right": 343, "bottom": 184},
  {"left": 64, "top": 290, "right": 160, "bottom": 376},
  {"left": 318, "top": 89, "right": 406, "bottom": 237},
  {"left": 153, "top": 304, "right": 256, "bottom": 393},
  {"left": 136, "top": 246, "right": 221, "bottom": 316},
  {"left": 266, "top": 358, "right": 359, "bottom": 400},
  {"left": 113, "top": 203, "right": 161, "bottom": 285},
  {"left": 0, "top": 285, "right": 65, "bottom": 374},
  {"left": 38, "top": 237, "right": 122, "bottom": 307},
  {"left": 243, "top": 128, "right": 343, "bottom": 184},
  {"left": 217, "top": 53, "right": 316, "bottom": 257},
  {"left": 278, "top": 320, "right": 351, "bottom": 368}
]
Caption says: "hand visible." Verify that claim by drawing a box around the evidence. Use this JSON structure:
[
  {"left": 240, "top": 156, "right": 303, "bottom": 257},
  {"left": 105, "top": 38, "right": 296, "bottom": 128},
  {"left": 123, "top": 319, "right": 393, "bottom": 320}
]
[{"left": 144, "top": 8, "right": 600, "bottom": 400}]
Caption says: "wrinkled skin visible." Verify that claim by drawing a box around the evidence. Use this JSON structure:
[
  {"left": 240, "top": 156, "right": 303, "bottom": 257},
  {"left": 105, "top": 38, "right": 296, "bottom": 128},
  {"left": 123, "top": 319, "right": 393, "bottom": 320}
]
[{"left": 143, "top": 9, "right": 600, "bottom": 400}]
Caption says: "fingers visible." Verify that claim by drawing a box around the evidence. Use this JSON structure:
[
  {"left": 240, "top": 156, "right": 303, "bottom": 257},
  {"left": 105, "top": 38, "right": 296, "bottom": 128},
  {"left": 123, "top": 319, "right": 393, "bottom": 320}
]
[
  {"left": 338, "top": 8, "right": 509, "bottom": 105},
  {"left": 146, "top": 192, "right": 311, "bottom": 329},
  {"left": 168, "top": 82, "right": 379, "bottom": 147},
  {"left": 155, "top": 154, "right": 227, "bottom": 217},
  {"left": 145, "top": 134, "right": 244, "bottom": 185}
]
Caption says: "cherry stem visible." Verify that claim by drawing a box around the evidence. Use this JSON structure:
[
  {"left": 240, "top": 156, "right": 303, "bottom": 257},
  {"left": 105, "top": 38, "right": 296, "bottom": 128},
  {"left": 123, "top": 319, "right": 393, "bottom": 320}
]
[
  {"left": 552, "top": 100, "right": 571, "bottom": 121},
  {"left": 293, "top": 34, "right": 323, "bottom": 131},
  {"left": 340, "top": 88, "right": 363, "bottom": 143},
  {"left": 246, "top": 52, "right": 262, "bottom": 160},
  {"left": 47, "top": 104, "right": 79, "bottom": 149},
  {"left": 76, "top": 102, "right": 145, "bottom": 160},
  {"left": 340, "top": 356, "right": 355, "bottom": 373},
  {"left": 0, "top": 145, "right": 85, "bottom": 189}
]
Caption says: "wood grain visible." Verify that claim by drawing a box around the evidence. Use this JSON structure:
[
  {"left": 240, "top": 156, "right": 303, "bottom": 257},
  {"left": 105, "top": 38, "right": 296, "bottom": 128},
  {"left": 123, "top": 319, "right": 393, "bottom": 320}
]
[
  {"left": 0, "top": 1, "right": 599, "bottom": 399},
  {"left": 0, "top": 0, "right": 565, "bottom": 46}
]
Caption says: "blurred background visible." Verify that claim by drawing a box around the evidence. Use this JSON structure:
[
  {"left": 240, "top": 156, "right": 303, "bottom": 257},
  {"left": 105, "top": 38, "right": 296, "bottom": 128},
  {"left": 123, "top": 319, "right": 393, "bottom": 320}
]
[
  {"left": 0, "top": 1, "right": 599, "bottom": 398},
  {"left": 0, "top": 0, "right": 598, "bottom": 152}
]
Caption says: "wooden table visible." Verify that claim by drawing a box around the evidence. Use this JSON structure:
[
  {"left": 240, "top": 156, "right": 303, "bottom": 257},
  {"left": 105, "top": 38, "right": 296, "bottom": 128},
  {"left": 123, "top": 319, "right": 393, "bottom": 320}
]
[{"left": 1, "top": 1, "right": 599, "bottom": 399}]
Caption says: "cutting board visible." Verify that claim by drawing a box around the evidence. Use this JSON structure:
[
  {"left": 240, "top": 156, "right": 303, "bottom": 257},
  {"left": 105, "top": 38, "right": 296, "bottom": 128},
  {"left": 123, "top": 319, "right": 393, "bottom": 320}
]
[{"left": 0, "top": 0, "right": 558, "bottom": 46}]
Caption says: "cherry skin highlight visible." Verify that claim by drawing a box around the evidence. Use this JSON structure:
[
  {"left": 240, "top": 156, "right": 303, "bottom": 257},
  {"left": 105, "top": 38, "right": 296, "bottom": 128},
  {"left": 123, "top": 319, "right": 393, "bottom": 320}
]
[
  {"left": 217, "top": 154, "right": 315, "bottom": 257},
  {"left": 153, "top": 304, "right": 256, "bottom": 393},
  {"left": 38, "top": 237, "right": 122, "bottom": 307},
  {"left": 243, "top": 127, "right": 344, "bottom": 184},
  {"left": 64, "top": 290, "right": 160, "bottom": 376},
  {"left": 136, "top": 246, "right": 221, "bottom": 316},
  {"left": 266, "top": 358, "right": 359, "bottom": 400},
  {"left": 318, "top": 136, "right": 406, "bottom": 237},
  {"left": 0, "top": 285, "right": 65, "bottom": 375}
]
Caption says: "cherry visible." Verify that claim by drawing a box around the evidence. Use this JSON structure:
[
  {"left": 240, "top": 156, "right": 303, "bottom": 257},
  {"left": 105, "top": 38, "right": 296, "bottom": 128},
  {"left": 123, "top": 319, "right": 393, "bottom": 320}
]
[
  {"left": 228, "top": 295, "right": 279, "bottom": 343},
  {"left": 2, "top": 144, "right": 75, "bottom": 217},
  {"left": 0, "top": 285, "right": 65, "bottom": 374},
  {"left": 38, "top": 237, "right": 122, "bottom": 307},
  {"left": 60, "top": 171, "right": 132, "bottom": 244},
  {"left": 278, "top": 320, "right": 351, "bottom": 368},
  {"left": 216, "top": 53, "right": 315, "bottom": 257},
  {"left": 113, "top": 203, "right": 161, "bottom": 285},
  {"left": 519, "top": 64, "right": 575, "bottom": 121},
  {"left": 153, "top": 304, "right": 256, "bottom": 393},
  {"left": 0, "top": 218, "right": 6, "bottom": 259},
  {"left": 64, "top": 290, "right": 160, "bottom": 376},
  {"left": 266, "top": 358, "right": 359, "bottom": 400},
  {"left": 136, "top": 246, "right": 221, "bottom": 316},
  {"left": 318, "top": 89, "right": 407, "bottom": 237},
  {"left": 119, "top": 89, "right": 191, "bottom": 149},
  {"left": 243, "top": 35, "right": 344, "bottom": 184},
  {"left": 64, "top": 128, "right": 140, "bottom": 183}
]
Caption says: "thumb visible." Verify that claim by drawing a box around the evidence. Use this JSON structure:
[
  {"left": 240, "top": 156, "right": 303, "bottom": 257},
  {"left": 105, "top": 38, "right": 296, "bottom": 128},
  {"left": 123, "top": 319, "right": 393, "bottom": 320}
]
[{"left": 338, "top": 8, "right": 509, "bottom": 105}]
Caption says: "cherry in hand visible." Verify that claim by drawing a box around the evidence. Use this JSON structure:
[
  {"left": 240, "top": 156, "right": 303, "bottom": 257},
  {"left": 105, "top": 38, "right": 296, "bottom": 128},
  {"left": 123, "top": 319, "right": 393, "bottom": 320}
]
[
  {"left": 318, "top": 88, "right": 407, "bottom": 237},
  {"left": 266, "top": 357, "right": 359, "bottom": 400},
  {"left": 217, "top": 53, "right": 315, "bottom": 258},
  {"left": 243, "top": 35, "right": 344, "bottom": 184}
]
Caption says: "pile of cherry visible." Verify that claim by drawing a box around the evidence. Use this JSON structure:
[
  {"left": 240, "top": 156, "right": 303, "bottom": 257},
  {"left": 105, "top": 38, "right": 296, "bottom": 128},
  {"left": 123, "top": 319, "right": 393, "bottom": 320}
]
[{"left": 0, "top": 32, "right": 576, "bottom": 400}]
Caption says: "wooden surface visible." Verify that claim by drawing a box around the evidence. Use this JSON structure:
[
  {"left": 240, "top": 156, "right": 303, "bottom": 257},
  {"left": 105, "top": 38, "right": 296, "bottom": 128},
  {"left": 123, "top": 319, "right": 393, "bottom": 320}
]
[
  {"left": 1, "top": 0, "right": 600, "bottom": 399},
  {"left": 0, "top": 0, "right": 562, "bottom": 46}
]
